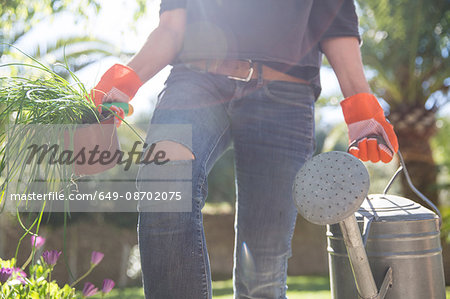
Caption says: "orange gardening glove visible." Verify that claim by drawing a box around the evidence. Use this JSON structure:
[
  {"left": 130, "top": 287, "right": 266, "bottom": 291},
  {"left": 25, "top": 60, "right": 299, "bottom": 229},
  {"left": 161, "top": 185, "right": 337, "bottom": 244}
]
[
  {"left": 109, "top": 105, "right": 125, "bottom": 127},
  {"left": 89, "top": 64, "right": 143, "bottom": 114},
  {"left": 340, "top": 93, "right": 399, "bottom": 163}
]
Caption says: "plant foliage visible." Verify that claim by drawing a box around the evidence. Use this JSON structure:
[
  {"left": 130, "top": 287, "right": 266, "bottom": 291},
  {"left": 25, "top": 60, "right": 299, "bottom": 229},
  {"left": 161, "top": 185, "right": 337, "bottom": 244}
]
[{"left": 357, "top": 0, "right": 449, "bottom": 107}]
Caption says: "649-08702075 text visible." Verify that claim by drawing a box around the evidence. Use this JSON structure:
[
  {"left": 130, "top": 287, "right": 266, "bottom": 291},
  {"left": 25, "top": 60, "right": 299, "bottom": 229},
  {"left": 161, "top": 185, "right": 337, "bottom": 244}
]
[{"left": 9, "top": 191, "right": 182, "bottom": 201}]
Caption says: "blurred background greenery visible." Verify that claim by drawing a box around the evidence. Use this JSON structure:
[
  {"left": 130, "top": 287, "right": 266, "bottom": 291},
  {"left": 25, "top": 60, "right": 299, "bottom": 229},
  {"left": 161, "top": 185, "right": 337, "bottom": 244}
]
[
  {"left": 1, "top": 0, "right": 448, "bottom": 206},
  {"left": 1, "top": 0, "right": 449, "bottom": 294}
]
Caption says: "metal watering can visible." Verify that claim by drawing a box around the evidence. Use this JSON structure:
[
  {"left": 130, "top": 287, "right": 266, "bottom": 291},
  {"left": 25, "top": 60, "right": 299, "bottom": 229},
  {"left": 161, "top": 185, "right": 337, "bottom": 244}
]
[{"left": 293, "top": 149, "right": 446, "bottom": 299}]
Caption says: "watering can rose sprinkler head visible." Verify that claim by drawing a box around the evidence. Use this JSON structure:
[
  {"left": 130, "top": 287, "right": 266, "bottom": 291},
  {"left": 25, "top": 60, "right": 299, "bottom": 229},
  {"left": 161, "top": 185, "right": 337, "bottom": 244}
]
[
  {"left": 293, "top": 151, "right": 370, "bottom": 225},
  {"left": 293, "top": 151, "right": 382, "bottom": 298}
]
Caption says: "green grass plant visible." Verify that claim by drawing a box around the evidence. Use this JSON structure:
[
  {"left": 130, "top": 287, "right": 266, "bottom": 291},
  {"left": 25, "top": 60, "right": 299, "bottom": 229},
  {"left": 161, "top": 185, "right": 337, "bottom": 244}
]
[
  {"left": 0, "top": 47, "right": 105, "bottom": 207},
  {"left": 0, "top": 46, "right": 101, "bottom": 125},
  {"left": 0, "top": 48, "right": 126, "bottom": 299}
]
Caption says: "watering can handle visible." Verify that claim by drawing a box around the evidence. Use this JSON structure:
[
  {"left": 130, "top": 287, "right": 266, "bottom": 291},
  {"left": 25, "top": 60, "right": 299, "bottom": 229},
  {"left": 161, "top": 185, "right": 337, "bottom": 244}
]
[
  {"left": 385, "top": 150, "right": 442, "bottom": 226},
  {"left": 348, "top": 135, "right": 442, "bottom": 227},
  {"left": 348, "top": 135, "right": 390, "bottom": 155}
]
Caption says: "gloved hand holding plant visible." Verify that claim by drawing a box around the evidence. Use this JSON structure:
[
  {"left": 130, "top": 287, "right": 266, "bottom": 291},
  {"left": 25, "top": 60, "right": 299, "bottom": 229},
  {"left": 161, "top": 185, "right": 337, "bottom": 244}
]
[{"left": 90, "top": 64, "right": 143, "bottom": 126}]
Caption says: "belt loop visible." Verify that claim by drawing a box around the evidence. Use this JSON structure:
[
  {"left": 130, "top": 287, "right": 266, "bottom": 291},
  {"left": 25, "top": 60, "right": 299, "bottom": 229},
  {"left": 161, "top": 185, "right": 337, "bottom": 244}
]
[{"left": 256, "top": 62, "right": 263, "bottom": 87}]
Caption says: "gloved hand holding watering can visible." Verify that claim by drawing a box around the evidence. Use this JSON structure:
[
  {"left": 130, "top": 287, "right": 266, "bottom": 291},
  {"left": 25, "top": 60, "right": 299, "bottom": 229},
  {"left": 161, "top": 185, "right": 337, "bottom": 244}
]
[
  {"left": 293, "top": 92, "right": 446, "bottom": 299},
  {"left": 90, "top": 64, "right": 143, "bottom": 126},
  {"left": 341, "top": 92, "right": 399, "bottom": 163}
]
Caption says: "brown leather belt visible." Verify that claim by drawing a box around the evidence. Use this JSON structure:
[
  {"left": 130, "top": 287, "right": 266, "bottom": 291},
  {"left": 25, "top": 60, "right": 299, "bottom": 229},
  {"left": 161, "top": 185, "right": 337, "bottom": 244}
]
[{"left": 185, "top": 60, "right": 310, "bottom": 84}]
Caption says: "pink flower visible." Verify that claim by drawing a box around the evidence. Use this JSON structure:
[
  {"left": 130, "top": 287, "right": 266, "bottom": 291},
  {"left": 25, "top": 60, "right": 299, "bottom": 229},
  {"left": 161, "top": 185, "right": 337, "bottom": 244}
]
[
  {"left": 12, "top": 268, "right": 27, "bottom": 285},
  {"left": 90, "top": 251, "right": 104, "bottom": 266},
  {"left": 42, "top": 250, "right": 62, "bottom": 266},
  {"left": 31, "top": 235, "right": 46, "bottom": 249},
  {"left": 0, "top": 268, "right": 12, "bottom": 283},
  {"left": 82, "top": 282, "right": 98, "bottom": 297},
  {"left": 102, "top": 279, "right": 115, "bottom": 294}
]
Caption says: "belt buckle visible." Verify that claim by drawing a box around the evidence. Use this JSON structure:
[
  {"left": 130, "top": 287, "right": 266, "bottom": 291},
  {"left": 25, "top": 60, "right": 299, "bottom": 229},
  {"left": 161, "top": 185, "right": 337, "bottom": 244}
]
[{"left": 227, "top": 60, "right": 254, "bottom": 82}]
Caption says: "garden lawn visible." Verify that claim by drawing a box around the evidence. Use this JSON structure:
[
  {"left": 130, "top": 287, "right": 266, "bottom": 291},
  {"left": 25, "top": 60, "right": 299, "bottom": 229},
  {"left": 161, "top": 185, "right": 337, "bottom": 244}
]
[
  {"left": 88, "top": 276, "right": 450, "bottom": 298},
  {"left": 213, "top": 276, "right": 330, "bottom": 299}
]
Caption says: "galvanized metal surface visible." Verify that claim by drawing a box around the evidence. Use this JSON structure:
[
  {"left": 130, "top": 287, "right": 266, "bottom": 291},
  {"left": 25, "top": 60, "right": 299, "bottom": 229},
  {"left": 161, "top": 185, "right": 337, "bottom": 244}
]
[
  {"left": 339, "top": 216, "right": 378, "bottom": 299},
  {"left": 328, "top": 195, "right": 446, "bottom": 299},
  {"left": 294, "top": 151, "right": 379, "bottom": 297},
  {"left": 293, "top": 151, "right": 370, "bottom": 225}
]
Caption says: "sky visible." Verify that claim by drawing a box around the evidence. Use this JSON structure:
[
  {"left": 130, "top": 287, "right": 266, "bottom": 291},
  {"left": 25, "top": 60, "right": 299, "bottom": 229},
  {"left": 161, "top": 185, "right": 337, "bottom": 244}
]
[{"left": 14, "top": 0, "right": 352, "bottom": 124}]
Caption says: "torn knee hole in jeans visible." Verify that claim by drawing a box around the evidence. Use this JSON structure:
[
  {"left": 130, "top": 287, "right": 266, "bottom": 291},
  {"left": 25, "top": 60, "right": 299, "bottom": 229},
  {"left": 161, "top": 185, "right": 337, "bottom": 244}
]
[{"left": 142, "top": 140, "right": 195, "bottom": 164}]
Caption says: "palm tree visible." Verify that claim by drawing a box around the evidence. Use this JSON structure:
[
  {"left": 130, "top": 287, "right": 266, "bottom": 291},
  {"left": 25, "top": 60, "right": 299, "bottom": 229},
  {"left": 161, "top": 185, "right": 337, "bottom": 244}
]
[
  {"left": 1, "top": 0, "right": 125, "bottom": 78},
  {"left": 357, "top": 0, "right": 450, "bottom": 204}
]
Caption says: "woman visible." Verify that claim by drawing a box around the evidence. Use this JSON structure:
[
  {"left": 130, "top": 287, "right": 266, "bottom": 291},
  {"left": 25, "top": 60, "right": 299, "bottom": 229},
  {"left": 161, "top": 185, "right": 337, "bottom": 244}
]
[{"left": 91, "top": 1, "right": 398, "bottom": 298}]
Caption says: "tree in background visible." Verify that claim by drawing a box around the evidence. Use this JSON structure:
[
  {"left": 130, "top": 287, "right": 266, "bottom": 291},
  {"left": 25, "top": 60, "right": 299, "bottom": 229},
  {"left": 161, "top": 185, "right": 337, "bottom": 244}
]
[
  {"left": 1, "top": 0, "right": 120, "bottom": 76},
  {"left": 357, "top": 0, "right": 450, "bottom": 204}
]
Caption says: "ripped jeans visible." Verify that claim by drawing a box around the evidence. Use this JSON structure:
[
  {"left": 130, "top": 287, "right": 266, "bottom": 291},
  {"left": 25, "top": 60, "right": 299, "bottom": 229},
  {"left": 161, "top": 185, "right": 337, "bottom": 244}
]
[{"left": 137, "top": 64, "right": 316, "bottom": 299}]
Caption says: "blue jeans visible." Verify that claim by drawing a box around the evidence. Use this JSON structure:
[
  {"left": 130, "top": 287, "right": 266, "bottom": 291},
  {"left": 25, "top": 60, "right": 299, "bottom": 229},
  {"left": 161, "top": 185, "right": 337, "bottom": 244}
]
[{"left": 137, "top": 64, "right": 316, "bottom": 299}]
